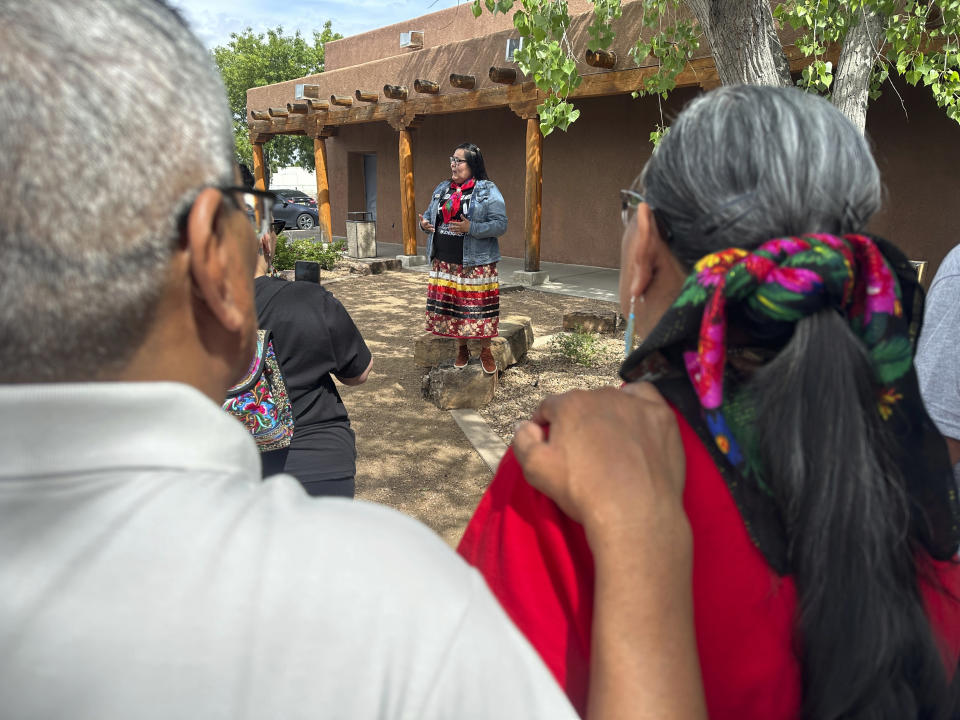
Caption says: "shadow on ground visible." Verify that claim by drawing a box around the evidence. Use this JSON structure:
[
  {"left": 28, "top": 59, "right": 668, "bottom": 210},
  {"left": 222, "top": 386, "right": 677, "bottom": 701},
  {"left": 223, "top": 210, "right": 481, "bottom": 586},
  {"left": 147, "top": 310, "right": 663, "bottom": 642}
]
[{"left": 326, "top": 272, "right": 491, "bottom": 546}]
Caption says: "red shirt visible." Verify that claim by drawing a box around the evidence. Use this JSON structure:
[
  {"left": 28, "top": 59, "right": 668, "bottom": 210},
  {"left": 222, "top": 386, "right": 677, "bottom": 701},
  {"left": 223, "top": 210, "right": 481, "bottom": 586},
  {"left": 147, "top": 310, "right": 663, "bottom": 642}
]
[{"left": 458, "top": 407, "right": 960, "bottom": 719}]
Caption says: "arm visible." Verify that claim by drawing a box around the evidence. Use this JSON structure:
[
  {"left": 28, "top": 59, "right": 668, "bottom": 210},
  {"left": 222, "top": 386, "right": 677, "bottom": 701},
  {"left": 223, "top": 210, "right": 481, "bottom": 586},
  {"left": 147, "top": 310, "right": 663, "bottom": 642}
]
[
  {"left": 335, "top": 356, "right": 372, "bottom": 386},
  {"left": 318, "top": 292, "right": 372, "bottom": 387},
  {"left": 916, "top": 272, "right": 960, "bottom": 457},
  {"left": 946, "top": 437, "right": 960, "bottom": 468},
  {"left": 514, "top": 384, "right": 707, "bottom": 720},
  {"left": 466, "top": 182, "right": 507, "bottom": 239}
]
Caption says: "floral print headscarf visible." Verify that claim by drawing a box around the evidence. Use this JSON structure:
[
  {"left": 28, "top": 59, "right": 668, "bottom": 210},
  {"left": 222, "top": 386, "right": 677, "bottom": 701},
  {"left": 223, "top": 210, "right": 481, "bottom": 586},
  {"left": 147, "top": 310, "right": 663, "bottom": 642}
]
[{"left": 621, "top": 234, "right": 960, "bottom": 572}]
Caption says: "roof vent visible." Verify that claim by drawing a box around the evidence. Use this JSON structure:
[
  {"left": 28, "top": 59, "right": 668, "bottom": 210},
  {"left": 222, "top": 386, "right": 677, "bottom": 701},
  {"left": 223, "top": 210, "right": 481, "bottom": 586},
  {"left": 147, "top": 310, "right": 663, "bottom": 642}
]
[
  {"left": 505, "top": 37, "right": 523, "bottom": 62},
  {"left": 400, "top": 31, "right": 424, "bottom": 49},
  {"left": 294, "top": 84, "right": 305, "bottom": 100}
]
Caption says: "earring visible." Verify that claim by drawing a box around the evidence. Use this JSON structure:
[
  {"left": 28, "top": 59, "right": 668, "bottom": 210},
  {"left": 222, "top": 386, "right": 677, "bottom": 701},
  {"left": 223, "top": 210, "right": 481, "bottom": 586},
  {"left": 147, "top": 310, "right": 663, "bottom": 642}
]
[{"left": 624, "top": 294, "right": 644, "bottom": 357}]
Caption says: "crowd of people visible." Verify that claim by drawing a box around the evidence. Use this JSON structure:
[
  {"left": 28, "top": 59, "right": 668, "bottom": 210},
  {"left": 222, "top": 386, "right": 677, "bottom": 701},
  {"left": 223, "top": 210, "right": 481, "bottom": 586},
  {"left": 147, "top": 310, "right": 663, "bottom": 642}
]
[{"left": 2, "top": 1, "right": 960, "bottom": 719}]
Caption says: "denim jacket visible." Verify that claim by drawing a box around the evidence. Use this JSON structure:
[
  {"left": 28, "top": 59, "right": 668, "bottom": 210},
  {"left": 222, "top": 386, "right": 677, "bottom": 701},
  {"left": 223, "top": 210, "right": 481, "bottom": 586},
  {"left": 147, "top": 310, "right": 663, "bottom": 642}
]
[{"left": 422, "top": 179, "right": 507, "bottom": 266}]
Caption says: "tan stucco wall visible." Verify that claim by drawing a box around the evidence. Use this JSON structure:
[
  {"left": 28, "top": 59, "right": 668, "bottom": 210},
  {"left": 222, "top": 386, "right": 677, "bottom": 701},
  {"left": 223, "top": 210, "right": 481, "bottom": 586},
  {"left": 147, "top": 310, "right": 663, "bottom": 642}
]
[
  {"left": 316, "top": 80, "right": 959, "bottom": 277},
  {"left": 866, "top": 78, "right": 960, "bottom": 281},
  {"left": 324, "top": 0, "right": 610, "bottom": 71},
  {"left": 321, "top": 88, "right": 699, "bottom": 267}
]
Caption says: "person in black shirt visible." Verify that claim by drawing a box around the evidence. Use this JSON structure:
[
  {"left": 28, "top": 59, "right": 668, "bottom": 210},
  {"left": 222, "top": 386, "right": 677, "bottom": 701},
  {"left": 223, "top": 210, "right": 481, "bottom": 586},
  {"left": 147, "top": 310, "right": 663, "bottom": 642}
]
[{"left": 253, "top": 229, "right": 372, "bottom": 498}]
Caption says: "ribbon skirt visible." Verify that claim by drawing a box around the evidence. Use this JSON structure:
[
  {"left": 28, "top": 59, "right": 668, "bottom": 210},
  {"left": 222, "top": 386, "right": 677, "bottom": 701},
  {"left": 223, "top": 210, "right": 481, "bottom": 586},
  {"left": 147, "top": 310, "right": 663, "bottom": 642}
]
[{"left": 426, "top": 260, "right": 499, "bottom": 339}]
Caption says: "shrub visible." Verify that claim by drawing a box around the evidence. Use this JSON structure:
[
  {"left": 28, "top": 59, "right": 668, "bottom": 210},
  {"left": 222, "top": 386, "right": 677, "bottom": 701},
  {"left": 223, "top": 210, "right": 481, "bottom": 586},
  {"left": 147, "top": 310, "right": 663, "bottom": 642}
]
[
  {"left": 550, "top": 327, "right": 603, "bottom": 367},
  {"left": 272, "top": 235, "right": 345, "bottom": 271}
]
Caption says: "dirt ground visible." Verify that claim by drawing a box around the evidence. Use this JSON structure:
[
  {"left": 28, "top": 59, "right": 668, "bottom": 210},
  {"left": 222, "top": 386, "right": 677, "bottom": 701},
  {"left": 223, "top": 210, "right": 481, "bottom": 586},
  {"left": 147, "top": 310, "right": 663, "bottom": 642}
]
[{"left": 323, "top": 268, "right": 623, "bottom": 546}]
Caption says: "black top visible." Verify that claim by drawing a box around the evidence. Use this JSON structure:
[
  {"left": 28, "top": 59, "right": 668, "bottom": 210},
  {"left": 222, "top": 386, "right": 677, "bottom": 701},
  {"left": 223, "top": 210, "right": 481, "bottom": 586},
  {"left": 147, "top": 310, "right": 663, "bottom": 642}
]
[
  {"left": 254, "top": 276, "right": 371, "bottom": 477},
  {"left": 432, "top": 183, "right": 474, "bottom": 264}
]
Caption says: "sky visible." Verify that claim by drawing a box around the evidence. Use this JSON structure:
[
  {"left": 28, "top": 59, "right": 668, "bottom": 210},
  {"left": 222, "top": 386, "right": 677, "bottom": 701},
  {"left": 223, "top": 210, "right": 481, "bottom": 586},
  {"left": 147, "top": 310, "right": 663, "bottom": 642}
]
[{"left": 170, "top": 0, "right": 468, "bottom": 49}]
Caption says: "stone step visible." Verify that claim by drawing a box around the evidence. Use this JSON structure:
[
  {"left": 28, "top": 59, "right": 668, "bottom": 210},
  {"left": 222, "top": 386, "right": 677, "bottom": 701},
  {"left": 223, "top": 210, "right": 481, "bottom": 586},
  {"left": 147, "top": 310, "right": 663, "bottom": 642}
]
[
  {"left": 341, "top": 258, "right": 402, "bottom": 275},
  {"left": 414, "top": 315, "right": 533, "bottom": 370},
  {"left": 422, "top": 363, "right": 497, "bottom": 410},
  {"left": 562, "top": 309, "right": 622, "bottom": 333}
]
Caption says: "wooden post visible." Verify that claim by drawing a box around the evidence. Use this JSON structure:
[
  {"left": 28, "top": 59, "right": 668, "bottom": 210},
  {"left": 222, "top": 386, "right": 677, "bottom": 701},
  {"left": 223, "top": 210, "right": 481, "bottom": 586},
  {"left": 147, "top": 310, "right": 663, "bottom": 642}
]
[
  {"left": 252, "top": 142, "right": 267, "bottom": 226},
  {"left": 314, "top": 137, "right": 333, "bottom": 243},
  {"left": 523, "top": 117, "right": 542, "bottom": 272},
  {"left": 398, "top": 128, "right": 417, "bottom": 256}
]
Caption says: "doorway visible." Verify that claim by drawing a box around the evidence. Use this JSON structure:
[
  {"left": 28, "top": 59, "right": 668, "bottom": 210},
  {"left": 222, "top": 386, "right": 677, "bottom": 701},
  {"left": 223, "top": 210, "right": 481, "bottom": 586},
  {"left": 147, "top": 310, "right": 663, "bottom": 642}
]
[{"left": 362, "top": 153, "right": 377, "bottom": 221}]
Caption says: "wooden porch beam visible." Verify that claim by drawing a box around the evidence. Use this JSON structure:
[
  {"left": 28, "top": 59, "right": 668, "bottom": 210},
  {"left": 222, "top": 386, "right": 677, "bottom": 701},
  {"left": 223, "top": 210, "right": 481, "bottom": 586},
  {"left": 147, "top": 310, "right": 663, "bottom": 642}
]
[
  {"left": 449, "top": 73, "right": 476, "bottom": 90},
  {"left": 248, "top": 81, "right": 537, "bottom": 134},
  {"left": 398, "top": 128, "right": 417, "bottom": 256},
  {"left": 252, "top": 142, "right": 267, "bottom": 227},
  {"left": 585, "top": 49, "right": 617, "bottom": 69},
  {"left": 245, "top": 41, "right": 872, "bottom": 138},
  {"left": 252, "top": 143, "right": 267, "bottom": 192},
  {"left": 414, "top": 79, "right": 440, "bottom": 94},
  {"left": 384, "top": 84, "right": 408, "bottom": 100},
  {"left": 489, "top": 67, "right": 517, "bottom": 84},
  {"left": 523, "top": 116, "right": 542, "bottom": 273},
  {"left": 314, "top": 137, "right": 333, "bottom": 243}
]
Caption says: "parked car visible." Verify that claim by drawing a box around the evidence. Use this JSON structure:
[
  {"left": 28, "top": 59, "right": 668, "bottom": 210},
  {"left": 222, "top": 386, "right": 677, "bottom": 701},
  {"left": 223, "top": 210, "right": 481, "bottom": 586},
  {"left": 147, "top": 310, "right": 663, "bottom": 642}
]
[
  {"left": 273, "top": 197, "right": 319, "bottom": 230},
  {"left": 275, "top": 189, "right": 317, "bottom": 207}
]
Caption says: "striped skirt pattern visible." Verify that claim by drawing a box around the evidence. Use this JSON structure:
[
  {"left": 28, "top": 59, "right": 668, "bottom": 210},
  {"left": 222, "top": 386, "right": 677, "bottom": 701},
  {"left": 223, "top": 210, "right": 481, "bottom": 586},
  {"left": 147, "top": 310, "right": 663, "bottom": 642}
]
[{"left": 426, "top": 260, "right": 499, "bottom": 339}]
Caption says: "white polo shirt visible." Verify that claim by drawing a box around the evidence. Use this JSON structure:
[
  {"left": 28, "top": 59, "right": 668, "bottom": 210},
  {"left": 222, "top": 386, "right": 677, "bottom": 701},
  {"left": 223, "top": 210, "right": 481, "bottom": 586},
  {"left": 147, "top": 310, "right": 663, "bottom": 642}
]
[{"left": 0, "top": 382, "right": 577, "bottom": 719}]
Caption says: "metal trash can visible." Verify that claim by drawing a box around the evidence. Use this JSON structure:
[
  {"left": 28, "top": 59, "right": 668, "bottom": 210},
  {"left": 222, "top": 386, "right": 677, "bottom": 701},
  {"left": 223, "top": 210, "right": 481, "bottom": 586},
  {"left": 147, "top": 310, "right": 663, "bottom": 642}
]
[{"left": 345, "top": 211, "right": 376, "bottom": 258}]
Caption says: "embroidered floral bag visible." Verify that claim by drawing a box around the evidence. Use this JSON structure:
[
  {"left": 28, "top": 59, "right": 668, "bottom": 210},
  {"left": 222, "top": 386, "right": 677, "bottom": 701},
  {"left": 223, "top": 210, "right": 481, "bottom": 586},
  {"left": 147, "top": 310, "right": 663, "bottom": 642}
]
[{"left": 222, "top": 329, "right": 294, "bottom": 452}]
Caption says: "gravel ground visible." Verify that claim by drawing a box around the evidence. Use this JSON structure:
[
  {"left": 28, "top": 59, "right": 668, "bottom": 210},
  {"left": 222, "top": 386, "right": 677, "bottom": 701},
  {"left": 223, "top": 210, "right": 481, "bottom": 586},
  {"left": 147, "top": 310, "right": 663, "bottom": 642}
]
[{"left": 320, "top": 267, "right": 624, "bottom": 546}]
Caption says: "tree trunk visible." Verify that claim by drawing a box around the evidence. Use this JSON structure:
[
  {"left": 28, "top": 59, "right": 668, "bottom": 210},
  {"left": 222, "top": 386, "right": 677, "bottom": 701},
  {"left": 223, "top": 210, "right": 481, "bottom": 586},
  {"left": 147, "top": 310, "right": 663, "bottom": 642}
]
[
  {"left": 687, "top": 0, "right": 791, "bottom": 87},
  {"left": 831, "top": 5, "right": 886, "bottom": 135}
]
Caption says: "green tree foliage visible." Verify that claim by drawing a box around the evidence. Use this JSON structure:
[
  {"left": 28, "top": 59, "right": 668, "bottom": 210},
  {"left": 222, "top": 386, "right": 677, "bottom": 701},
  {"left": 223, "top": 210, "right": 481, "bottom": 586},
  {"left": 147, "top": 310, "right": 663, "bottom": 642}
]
[
  {"left": 472, "top": 0, "right": 960, "bottom": 136},
  {"left": 212, "top": 23, "right": 341, "bottom": 170},
  {"left": 778, "top": 0, "right": 960, "bottom": 120}
]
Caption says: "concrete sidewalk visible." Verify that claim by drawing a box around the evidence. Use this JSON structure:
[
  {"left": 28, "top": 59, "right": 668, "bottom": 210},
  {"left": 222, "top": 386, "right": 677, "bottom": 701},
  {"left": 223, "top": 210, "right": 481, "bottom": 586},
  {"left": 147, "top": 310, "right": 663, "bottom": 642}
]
[{"left": 374, "top": 241, "right": 620, "bottom": 303}]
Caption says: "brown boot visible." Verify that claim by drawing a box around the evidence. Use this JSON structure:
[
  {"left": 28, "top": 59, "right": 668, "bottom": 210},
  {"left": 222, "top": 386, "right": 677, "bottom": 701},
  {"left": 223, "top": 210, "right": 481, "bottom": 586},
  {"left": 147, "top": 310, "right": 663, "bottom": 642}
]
[
  {"left": 479, "top": 346, "right": 497, "bottom": 375},
  {"left": 454, "top": 343, "right": 470, "bottom": 368}
]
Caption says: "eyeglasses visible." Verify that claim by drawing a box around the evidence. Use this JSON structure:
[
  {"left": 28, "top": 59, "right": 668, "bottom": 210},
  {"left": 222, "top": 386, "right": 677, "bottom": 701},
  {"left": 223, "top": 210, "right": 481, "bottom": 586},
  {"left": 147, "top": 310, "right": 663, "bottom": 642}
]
[
  {"left": 218, "top": 185, "right": 278, "bottom": 234},
  {"left": 449, "top": 156, "right": 467, "bottom": 166},
  {"left": 620, "top": 188, "right": 645, "bottom": 228}
]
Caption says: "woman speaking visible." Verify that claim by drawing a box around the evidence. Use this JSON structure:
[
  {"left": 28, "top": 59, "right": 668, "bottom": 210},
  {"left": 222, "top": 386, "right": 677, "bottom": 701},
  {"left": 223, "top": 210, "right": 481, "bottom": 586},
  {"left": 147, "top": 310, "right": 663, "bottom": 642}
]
[{"left": 419, "top": 143, "right": 507, "bottom": 374}]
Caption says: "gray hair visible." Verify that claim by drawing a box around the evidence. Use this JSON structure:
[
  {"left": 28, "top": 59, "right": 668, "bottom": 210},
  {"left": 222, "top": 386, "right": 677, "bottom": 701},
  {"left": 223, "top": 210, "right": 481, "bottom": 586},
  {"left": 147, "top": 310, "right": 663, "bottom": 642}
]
[
  {"left": 0, "top": 0, "right": 234, "bottom": 381},
  {"left": 640, "top": 86, "right": 882, "bottom": 267}
]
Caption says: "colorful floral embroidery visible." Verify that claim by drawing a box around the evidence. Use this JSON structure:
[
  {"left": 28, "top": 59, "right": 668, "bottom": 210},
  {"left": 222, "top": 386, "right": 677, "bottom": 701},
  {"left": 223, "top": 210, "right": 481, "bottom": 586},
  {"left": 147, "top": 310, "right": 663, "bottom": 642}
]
[{"left": 222, "top": 330, "right": 294, "bottom": 452}]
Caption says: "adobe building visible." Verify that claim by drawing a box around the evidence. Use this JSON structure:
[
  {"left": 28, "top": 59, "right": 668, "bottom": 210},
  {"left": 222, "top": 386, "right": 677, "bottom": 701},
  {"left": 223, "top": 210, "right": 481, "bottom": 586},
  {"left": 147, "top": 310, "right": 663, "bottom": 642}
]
[{"left": 245, "top": 2, "right": 960, "bottom": 283}]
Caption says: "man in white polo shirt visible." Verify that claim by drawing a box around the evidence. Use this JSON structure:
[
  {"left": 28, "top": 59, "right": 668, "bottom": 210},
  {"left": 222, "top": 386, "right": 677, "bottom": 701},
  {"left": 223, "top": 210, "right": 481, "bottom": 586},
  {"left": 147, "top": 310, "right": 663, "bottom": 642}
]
[
  {"left": 0, "top": 2, "right": 710, "bottom": 718},
  {"left": 0, "top": 2, "right": 581, "bottom": 717}
]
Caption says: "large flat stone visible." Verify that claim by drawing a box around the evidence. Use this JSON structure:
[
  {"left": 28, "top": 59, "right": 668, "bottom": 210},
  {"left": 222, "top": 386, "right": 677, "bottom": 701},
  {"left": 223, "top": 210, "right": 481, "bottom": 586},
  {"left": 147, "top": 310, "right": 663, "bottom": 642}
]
[
  {"left": 342, "top": 258, "right": 401, "bottom": 275},
  {"left": 422, "top": 364, "right": 497, "bottom": 409},
  {"left": 500, "top": 315, "right": 534, "bottom": 355},
  {"left": 413, "top": 315, "right": 533, "bottom": 370},
  {"left": 563, "top": 310, "right": 621, "bottom": 333}
]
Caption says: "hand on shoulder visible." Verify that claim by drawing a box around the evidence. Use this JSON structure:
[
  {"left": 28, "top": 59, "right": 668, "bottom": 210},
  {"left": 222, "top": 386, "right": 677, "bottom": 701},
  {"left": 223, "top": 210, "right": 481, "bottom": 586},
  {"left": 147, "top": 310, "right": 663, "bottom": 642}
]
[{"left": 513, "top": 382, "right": 688, "bottom": 549}]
